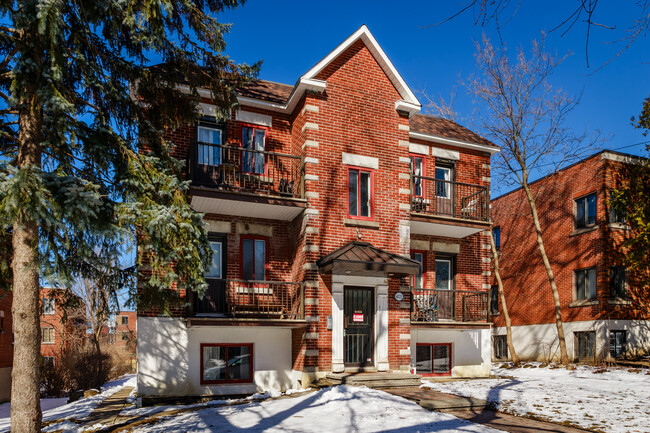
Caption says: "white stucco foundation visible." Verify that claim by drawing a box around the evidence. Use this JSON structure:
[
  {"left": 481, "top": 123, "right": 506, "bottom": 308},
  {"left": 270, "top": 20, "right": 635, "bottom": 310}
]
[
  {"left": 493, "top": 320, "right": 650, "bottom": 361},
  {"left": 0, "top": 367, "right": 10, "bottom": 402},
  {"left": 411, "top": 327, "right": 491, "bottom": 377},
  {"left": 137, "top": 317, "right": 298, "bottom": 398}
]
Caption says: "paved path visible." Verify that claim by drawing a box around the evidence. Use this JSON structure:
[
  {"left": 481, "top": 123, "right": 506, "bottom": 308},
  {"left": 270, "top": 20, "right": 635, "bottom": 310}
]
[
  {"left": 385, "top": 387, "right": 590, "bottom": 433},
  {"left": 84, "top": 386, "right": 134, "bottom": 426}
]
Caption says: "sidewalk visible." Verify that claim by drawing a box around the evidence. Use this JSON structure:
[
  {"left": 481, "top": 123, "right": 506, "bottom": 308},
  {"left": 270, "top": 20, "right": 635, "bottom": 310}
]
[{"left": 83, "top": 386, "right": 134, "bottom": 426}]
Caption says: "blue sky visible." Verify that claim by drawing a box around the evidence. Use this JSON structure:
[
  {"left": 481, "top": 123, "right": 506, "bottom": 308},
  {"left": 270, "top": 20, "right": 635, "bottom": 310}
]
[{"left": 217, "top": 1, "right": 649, "bottom": 159}]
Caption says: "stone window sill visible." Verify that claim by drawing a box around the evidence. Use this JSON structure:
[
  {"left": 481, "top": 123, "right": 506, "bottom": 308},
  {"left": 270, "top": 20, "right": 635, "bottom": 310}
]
[
  {"left": 607, "top": 223, "right": 631, "bottom": 231},
  {"left": 569, "top": 299, "right": 598, "bottom": 308},
  {"left": 607, "top": 298, "right": 631, "bottom": 305},
  {"left": 343, "top": 218, "right": 380, "bottom": 229},
  {"left": 569, "top": 225, "right": 598, "bottom": 237}
]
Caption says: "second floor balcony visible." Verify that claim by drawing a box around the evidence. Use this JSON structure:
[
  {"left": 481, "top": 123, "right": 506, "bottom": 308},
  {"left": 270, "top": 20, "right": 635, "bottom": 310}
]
[
  {"left": 187, "top": 142, "right": 306, "bottom": 220},
  {"left": 187, "top": 279, "right": 305, "bottom": 323},
  {"left": 411, "top": 288, "right": 489, "bottom": 323},
  {"left": 410, "top": 175, "right": 491, "bottom": 237}
]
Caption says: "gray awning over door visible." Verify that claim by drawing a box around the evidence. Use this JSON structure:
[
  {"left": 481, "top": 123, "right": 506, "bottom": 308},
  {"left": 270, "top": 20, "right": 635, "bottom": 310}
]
[{"left": 316, "top": 241, "right": 420, "bottom": 277}]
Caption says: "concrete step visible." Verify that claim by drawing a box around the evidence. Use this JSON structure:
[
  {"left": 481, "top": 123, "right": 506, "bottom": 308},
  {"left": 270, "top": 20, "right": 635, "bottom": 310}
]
[{"left": 321, "top": 372, "right": 423, "bottom": 389}]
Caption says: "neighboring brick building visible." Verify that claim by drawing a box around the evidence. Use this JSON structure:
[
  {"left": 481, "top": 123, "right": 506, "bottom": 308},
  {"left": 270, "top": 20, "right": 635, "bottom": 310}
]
[
  {"left": 137, "top": 25, "right": 498, "bottom": 399},
  {"left": 0, "top": 288, "right": 11, "bottom": 402},
  {"left": 491, "top": 150, "right": 650, "bottom": 362},
  {"left": 40, "top": 287, "right": 86, "bottom": 368},
  {"left": 103, "top": 311, "right": 137, "bottom": 371}
]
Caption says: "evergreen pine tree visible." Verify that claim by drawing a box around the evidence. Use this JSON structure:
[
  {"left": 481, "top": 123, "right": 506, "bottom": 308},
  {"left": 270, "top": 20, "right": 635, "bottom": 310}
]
[{"left": 0, "top": 1, "right": 257, "bottom": 431}]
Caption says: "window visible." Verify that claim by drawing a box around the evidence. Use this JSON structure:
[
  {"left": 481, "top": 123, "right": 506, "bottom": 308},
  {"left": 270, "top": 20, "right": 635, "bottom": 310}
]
[
  {"left": 575, "top": 267, "right": 597, "bottom": 300},
  {"left": 609, "top": 191, "right": 626, "bottom": 224},
  {"left": 241, "top": 125, "right": 266, "bottom": 174},
  {"left": 121, "top": 332, "right": 130, "bottom": 341},
  {"left": 42, "top": 328, "right": 55, "bottom": 344},
  {"left": 490, "top": 285, "right": 499, "bottom": 315},
  {"left": 609, "top": 330, "right": 626, "bottom": 359},
  {"left": 42, "top": 298, "right": 55, "bottom": 315},
  {"left": 575, "top": 193, "right": 597, "bottom": 229},
  {"left": 416, "top": 343, "right": 451, "bottom": 375},
  {"left": 197, "top": 126, "right": 223, "bottom": 166},
  {"left": 493, "top": 335, "right": 508, "bottom": 360},
  {"left": 42, "top": 356, "right": 55, "bottom": 368},
  {"left": 492, "top": 227, "right": 500, "bottom": 251},
  {"left": 242, "top": 237, "right": 266, "bottom": 281},
  {"left": 348, "top": 167, "right": 373, "bottom": 219},
  {"left": 410, "top": 155, "right": 424, "bottom": 197},
  {"left": 201, "top": 343, "right": 253, "bottom": 384},
  {"left": 435, "top": 165, "right": 452, "bottom": 199},
  {"left": 575, "top": 331, "right": 595, "bottom": 361},
  {"left": 206, "top": 241, "right": 223, "bottom": 279},
  {"left": 411, "top": 251, "right": 425, "bottom": 289},
  {"left": 121, "top": 316, "right": 129, "bottom": 325},
  {"left": 435, "top": 258, "right": 454, "bottom": 291},
  {"left": 610, "top": 266, "right": 627, "bottom": 299}
]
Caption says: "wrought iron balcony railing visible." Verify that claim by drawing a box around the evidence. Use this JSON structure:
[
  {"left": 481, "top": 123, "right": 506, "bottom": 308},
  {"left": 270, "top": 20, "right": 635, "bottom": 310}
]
[
  {"left": 411, "top": 288, "right": 489, "bottom": 322},
  {"left": 188, "top": 142, "right": 304, "bottom": 199},
  {"left": 188, "top": 279, "right": 304, "bottom": 320},
  {"left": 411, "top": 175, "right": 489, "bottom": 222}
]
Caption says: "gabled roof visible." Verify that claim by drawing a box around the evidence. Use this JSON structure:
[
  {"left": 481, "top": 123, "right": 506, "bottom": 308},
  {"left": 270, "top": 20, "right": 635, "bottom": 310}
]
[
  {"left": 410, "top": 114, "right": 498, "bottom": 150},
  {"left": 317, "top": 241, "right": 420, "bottom": 277}
]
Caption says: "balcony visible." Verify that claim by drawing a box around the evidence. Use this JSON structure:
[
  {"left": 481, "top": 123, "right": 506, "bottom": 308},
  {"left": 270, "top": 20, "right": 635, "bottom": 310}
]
[
  {"left": 410, "top": 288, "right": 489, "bottom": 323},
  {"left": 410, "top": 175, "right": 490, "bottom": 237},
  {"left": 187, "top": 142, "right": 306, "bottom": 220},
  {"left": 187, "top": 279, "right": 304, "bottom": 323}
]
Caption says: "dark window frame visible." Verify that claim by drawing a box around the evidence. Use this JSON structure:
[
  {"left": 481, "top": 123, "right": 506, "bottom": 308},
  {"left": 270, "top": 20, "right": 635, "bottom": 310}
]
[
  {"left": 575, "top": 331, "right": 596, "bottom": 361},
  {"left": 575, "top": 192, "right": 597, "bottom": 229},
  {"left": 416, "top": 343, "right": 452, "bottom": 376},
  {"left": 490, "top": 285, "right": 500, "bottom": 315},
  {"left": 609, "top": 330, "right": 627, "bottom": 359},
  {"left": 347, "top": 166, "right": 374, "bottom": 220},
  {"left": 121, "top": 316, "right": 129, "bottom": 325},
  {"left": 574, "top": 267, "right": 597, "bottom": 301},
  {"left": 240, "top": 235, "right": 268, "bottom": 281},
  {"left": 195, "top": 123, "right": 224, "bottom": 167},
  {"left": 200, "top": 343, "right": 254, "bottom": 385},
  {"left": 610, "top": 266, "right": 627, "bottom": 299}
]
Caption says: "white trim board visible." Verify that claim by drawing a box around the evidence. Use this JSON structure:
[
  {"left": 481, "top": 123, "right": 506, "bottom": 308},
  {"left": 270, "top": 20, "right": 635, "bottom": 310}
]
[{"left": 410, "top": 131, "right": 500, "bottom": 155}]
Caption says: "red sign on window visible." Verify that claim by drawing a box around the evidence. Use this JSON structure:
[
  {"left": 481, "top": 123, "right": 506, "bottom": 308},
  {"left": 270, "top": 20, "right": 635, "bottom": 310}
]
[{"left": 353, "top": 313, "right": 364, "bottom": 322}]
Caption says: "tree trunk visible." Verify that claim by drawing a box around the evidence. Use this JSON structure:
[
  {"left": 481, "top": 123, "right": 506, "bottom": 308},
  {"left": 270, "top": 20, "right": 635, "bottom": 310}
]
[
  {"left": 11, "top": 103, "right": 43, "bottom": 433},
  {"left": 489, "top": 229, "right": 519, "bottom": 364},
  {"left": 521, "top": 182, "right": 570, "bottom": 364}
]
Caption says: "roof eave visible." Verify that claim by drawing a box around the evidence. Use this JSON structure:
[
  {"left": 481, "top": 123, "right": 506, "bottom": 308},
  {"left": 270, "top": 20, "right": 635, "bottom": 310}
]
[{"left": 409, "top": 131, "right": 500, "bottom": 155}]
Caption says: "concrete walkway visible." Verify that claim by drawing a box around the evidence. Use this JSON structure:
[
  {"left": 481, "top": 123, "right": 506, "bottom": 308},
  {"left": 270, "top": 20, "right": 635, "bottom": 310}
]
[
  {"left": 83, "top": 386, "right": 134, "bottom": 426},
  {"left": 386, "top": 387, "right": 591, "bottom": 433}
]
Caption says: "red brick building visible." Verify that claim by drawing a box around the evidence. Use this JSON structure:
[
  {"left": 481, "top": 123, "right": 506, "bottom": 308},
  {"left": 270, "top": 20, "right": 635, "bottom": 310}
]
[
  {"left": 39, "top": 287, "right": 86, "bottom": 368},
  {"left": 0, "top": 288, "right": 11, "bottom": 402},
  {"left": 490, "top": 151, "right": 649, "bottom": 362},
  {"left": 137, "top": 26, "right": 498, "bottom": 399}
]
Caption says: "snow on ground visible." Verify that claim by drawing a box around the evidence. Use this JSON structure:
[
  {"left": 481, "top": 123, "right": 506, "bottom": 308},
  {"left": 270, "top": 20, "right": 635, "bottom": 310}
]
[
  {"left": 0, "top": 374, "right": 136, "bottom": 433},
  {"left": 422, "top": 363, "right": 650, "bottom": 433},
  {"left": 125, "top": 386, "right": 504, "bottom": 433}
]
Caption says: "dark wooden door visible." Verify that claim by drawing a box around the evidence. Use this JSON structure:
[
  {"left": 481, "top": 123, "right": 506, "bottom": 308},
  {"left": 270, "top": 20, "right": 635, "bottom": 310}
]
[{"left": 344, "top": 287, "right": 374, "bottom": 366}]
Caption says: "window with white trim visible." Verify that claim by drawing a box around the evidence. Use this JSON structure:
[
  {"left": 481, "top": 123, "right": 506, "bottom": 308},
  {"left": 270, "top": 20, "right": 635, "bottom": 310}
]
[{"left": 42, "top": 327, "right": 55, "bottom": 344}]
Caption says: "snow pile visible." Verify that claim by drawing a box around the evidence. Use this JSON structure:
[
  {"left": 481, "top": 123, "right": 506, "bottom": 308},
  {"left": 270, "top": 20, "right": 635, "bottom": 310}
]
[
  {"left": 422, "top": 363, "right": 650, "bottom": 433},
  {"left": 127, "top": 385, "right": 503, "bottom": 433},
  {"left": 0, "top": 374, "right": 136, "bottom": 433}
]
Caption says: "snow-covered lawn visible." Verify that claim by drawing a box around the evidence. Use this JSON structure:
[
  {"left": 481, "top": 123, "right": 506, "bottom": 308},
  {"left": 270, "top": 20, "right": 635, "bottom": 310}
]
[
  {"left": 422, "top": 363, "right": 650, "bottom": 433},
  {"left": 122, "top": 386, "right": 504, "bottom": 433},
  {"left": 0, "top": 374, "right": 136, "bottom": 433}
]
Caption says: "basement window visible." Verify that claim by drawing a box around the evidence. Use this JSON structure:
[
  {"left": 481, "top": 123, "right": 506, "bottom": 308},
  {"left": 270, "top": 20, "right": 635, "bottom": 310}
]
[
  {"left": 416, "top": 343, "right": 451, "bottom": 376},
  {"left": 493, "top": 335, "right": 508, "bottom": 361},
  {"left": 575, "top": 331, "right": 596, "bottom": 361},
  {"left": 609, "top": 330, "right": 626, "bottom": 359},
  {"left": 201, "top": 343, "right": 253, "bottom": 384}
]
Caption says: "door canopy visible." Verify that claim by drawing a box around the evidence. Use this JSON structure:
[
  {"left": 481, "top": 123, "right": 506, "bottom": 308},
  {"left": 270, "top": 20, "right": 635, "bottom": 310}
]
[{"left": 316, "top": 241, "right": 420, "bottom": 277}]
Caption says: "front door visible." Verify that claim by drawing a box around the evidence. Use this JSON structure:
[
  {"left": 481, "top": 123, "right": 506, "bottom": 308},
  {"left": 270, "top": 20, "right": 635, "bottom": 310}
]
[{"left": 344, "top": 287, "right": 374, "bottom": 367}]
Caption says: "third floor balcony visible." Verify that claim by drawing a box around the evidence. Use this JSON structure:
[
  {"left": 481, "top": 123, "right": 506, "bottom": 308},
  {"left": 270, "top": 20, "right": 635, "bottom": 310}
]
[
  {"left": 187, "top": 141, "right": 306, "bottom": 221},
  {"left": 410, "top": 174, "right": 491, "bottom": 238}
]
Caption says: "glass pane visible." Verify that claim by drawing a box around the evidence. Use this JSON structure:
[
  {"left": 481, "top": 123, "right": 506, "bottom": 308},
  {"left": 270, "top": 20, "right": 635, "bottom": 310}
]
[
  {"left": 360, "top": 171, "right": 370, "bottom": 217},
  {"left": 253, "top": 130, "right": 265, "bottom": 174},
  {"left": 587, "top": 194, "right": 597, "bottom": 225},
  {"left": 576, "top": 270, "right": 585, "bottom": 300},
  {"left": 412, "top": 252, "right": 424, "bottom": 289},
  {"left": 436, "top": 259, "right": 451, "bottom": 290},
  {"left": 242, "top": 239, "right": 254, "bottom": 280},
  {"left": 198, "top": 127, "right": 222, "bottom": 145},
  {"left": 227, "top": 346, "right": 251, "bottom": 380},
  {"left": 203, "top": 346, "right": 226, "bottom": 381},
  {"left": 242, "top": 127, "right": 253, "bottom": 172},
  {"left": 349, "top": 170, "right": 358, "bottom": 216},
  {"left": 435, "top": 167, "right": 450, "bottom": 198},
  {"left": 576, "top": 198, "right": 585, "bottom": 228},
  {"left": 433, "top": 345, "right": 450, "bottom": 373},
  {"left": 587, "top": 268, "right": 597, "bottom": 299},
  {"left": 493, "top": 227, "right": 500, "bottom": 249},
  {"left": 254, "top": 239, "right": 266, "bottom": 281},
  {"left": 206, "top": 242, "right": 222, "bottom": 278},
  {"left": 416, "top": 345, "right": 432, "bottom": 373}
]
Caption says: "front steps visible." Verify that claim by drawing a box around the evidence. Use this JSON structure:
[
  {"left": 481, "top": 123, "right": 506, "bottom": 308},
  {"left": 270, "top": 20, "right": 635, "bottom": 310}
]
[{"left": 314, "top": 372, "right": 423, "bottom": 389}]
